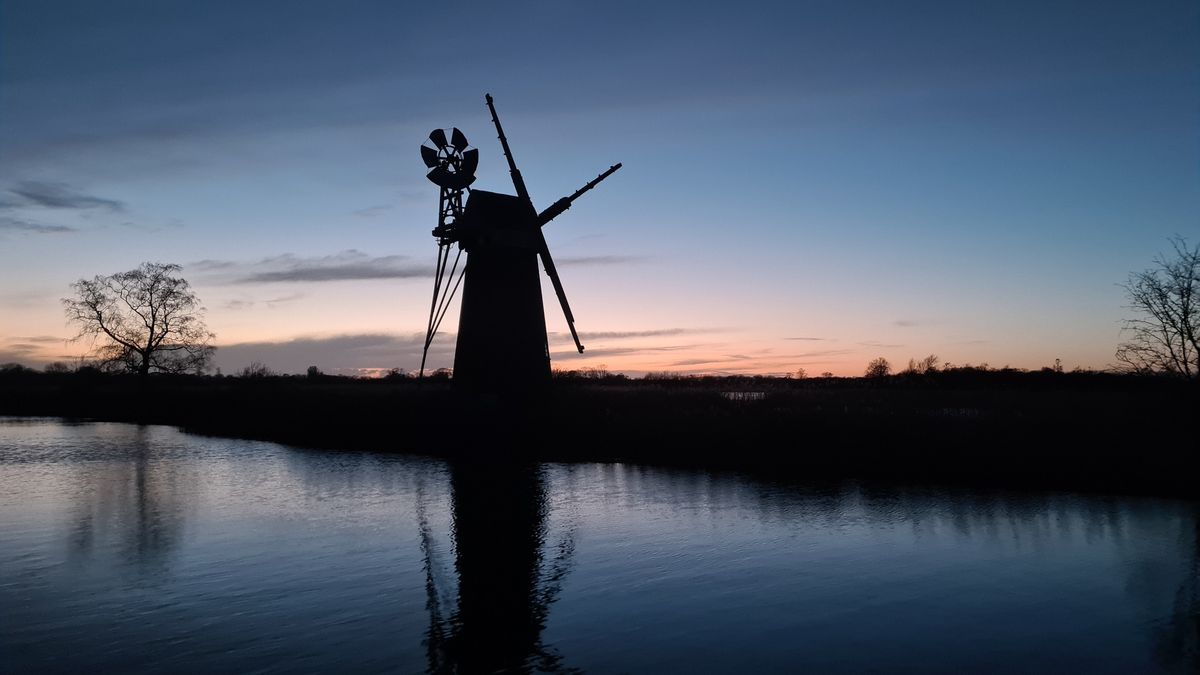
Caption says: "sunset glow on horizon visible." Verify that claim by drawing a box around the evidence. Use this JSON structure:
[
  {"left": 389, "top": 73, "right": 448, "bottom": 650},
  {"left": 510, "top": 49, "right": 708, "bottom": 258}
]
[{"left": 2, "top": 1, "right": 1197, "bottom": 377}]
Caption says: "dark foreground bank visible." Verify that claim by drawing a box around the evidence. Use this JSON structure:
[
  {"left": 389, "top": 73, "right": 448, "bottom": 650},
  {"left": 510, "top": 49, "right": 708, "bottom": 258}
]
[{"left": 0, "top": 367, "right": 1195, "bottom": 497}]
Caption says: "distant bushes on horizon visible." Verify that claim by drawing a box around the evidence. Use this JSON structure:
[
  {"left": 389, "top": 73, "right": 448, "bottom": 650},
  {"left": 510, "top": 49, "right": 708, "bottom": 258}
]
[{"left": 0, "top": 358, "right": 1167, "bottom": 389}]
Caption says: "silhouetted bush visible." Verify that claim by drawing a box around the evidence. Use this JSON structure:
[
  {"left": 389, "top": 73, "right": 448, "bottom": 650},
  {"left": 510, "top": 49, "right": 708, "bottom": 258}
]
[
  {"left": 239, "top": 362, "right": 274, "bottom": 378},
  {"left": 865, "top": 357, "right": 892, "bottom": 378}
]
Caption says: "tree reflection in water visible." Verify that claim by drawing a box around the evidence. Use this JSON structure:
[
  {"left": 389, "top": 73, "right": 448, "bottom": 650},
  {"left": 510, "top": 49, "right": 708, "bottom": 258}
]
[
  {"left": 67, "top": 424, "right": 189, "bottom": 579},
  {"left": 1153, "top": 508, "right": 1199, "bottom": 670}
]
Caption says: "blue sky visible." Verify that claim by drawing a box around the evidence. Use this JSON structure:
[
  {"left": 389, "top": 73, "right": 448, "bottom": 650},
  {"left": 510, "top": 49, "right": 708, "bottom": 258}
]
[{"left": 1, "top": 0, "right": 1197, "bottom": 375}]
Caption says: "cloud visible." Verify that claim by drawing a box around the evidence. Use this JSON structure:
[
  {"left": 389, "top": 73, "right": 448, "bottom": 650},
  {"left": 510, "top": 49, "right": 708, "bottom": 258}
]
[
  {"left": 0, "top": 290, "right": 55, "bottom": 309},
  {"left": 549, "top": 330, "right": 742, "bottom": 369},
  {"left": 858, "top": 341, "right": 905, "bottom": 349},
  {"left": 0, "top": 335, "right": 77, "bottom": 367},
  {"left": 191, "top": 250, "right": 431, "bottom": 284},
  {"left": 551, "top": 343, "right": 701, "bottom": 360},
  {"left": 243, "top": 262, "right": 424, "bottom": 283},
  {"left": 6, "top": 181, "right": 125, "bottom": 212},
  {"left": 669, "top": 357, "right": 727, "bottom": 367},
  {"left": 191, "top": 259, "right": 238, "bottom": 271},
  {"left": 573, "top": 328, "right": 723, "bottom": 340},
  {"left": 786, "top": 336, "right": 827, "bottom": 341},
  {"left": 353, "top": 205, "right": 392, "bottom": 218},
  {"left": 222, "top": 292, "right": 306, "bottom": 311},
  {"left": 195, "top": 250, "right": 639, "bottom": 286},
  {"left": 0, "top": 216, "right": 75, "bottom": 234},
  {"left": 265, "top": 292, "right": 305, "bottom": 306},
  {"left": 793, "top": 348, "right": 859, "bottom": 358},
  {"left": 215, "top": 331, "right": 737, "bottom": 376},
  {"left": 213, "top": 332, "right": 454, "bottom": 374},
  {"left": 1, "top": 343, "right": 41, "bottom": 355},
  {"left": 628, "top": 348, "right": 849, "bottom": 375},
  {"left": 112, "top": 218, "right": 184, "bottom": 233},
  {"left": 893, "top": 319, "right": 923, "bottom": 327},
  {"left": 557, "top": 255, "right": 647, "bottom": 266},
  {"left": 0, "top": 351, "right": 37, "bottom": 366},
  {"left": 12, "top": 335, "right": 63, "bottom": 344}
]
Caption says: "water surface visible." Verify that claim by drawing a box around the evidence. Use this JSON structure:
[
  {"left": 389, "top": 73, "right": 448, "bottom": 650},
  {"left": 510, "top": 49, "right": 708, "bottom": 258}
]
[{"left": 1, "top": 418, "right": 1196, "bottom": 673}]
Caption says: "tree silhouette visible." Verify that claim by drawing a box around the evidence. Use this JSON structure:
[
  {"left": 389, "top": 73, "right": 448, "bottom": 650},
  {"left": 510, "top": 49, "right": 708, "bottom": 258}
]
[
  {"left": 864, "top": 357, "right": 892, "bottom": 378},
  {"left": 63, "top": 262, "right": 215, "bottom": 379},
  {"left": 1116, "top": 236, "right": 1199, "bottom": 379}
]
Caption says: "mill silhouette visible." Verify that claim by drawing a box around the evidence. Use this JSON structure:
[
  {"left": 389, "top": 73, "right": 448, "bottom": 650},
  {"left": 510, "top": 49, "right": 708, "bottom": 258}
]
[{"left": 419, "top": 94, "right": 621, "bottom": 390}]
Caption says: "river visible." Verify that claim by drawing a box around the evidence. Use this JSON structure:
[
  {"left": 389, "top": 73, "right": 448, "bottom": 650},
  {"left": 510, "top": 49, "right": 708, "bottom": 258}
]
[{"left": 1, "top": 417, "right": 1196, "bottom": 673}]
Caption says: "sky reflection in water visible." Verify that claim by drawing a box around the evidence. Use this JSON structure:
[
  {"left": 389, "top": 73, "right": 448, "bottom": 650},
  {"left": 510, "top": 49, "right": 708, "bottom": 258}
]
[{"left": 0, "top": 418, "right": 1196, "bottom": 673}]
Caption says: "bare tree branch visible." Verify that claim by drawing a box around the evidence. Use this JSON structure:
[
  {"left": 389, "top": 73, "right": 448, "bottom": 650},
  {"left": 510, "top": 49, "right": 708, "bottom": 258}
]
[
  {"left": 63, "top": 262, "right": 216, "bottom": 377},
  {"left": 1116, "top": 236, "right": 1199, "bottom": 380}
]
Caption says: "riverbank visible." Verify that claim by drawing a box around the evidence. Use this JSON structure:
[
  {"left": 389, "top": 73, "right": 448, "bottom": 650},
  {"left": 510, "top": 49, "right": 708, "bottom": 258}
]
[{"left": 0, "top": 368, "right": 1195, "bottom": 497}]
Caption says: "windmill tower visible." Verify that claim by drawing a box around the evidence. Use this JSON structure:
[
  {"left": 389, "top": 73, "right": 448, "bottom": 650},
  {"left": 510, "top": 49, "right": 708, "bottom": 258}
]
[{"left": 419, "top": 95, "right": 621, "bottom": 390}]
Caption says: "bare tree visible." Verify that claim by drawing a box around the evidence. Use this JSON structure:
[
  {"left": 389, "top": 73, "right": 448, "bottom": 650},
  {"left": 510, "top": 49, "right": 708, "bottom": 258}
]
[
  {"left": 903, "top": 354, "right": 940, "bottom": 375},
  {"left": 63, "top": 262, "right": 215, "bottom": 378},
  {"left": 1115, "top": 237, "right": 1199, "bottom": 379},
  {"left": 864, "top": 357, "right": 891, "bottom": 378},
  {"left": 240, "top": 362, "right": 274, "bottom": 378}
]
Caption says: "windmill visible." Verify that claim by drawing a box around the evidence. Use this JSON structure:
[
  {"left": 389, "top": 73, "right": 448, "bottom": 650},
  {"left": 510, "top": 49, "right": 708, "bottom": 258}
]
[{"left": 419, "top": 94, "right": 621, "bottom": 390}]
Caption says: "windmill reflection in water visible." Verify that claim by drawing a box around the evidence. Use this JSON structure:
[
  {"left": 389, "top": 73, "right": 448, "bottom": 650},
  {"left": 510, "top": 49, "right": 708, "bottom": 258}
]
[{"left": 416, "top": 461, "right": 577, "bottom": 673}]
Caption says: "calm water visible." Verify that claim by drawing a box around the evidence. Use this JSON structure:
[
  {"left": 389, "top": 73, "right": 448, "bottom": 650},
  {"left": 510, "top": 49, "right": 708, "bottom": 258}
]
[{"left": 1, "top": 418, "right": 1197, "bottom": 673}]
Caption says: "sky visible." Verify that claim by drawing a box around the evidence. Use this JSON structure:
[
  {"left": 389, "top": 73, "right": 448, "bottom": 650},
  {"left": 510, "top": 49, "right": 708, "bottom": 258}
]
[{"left": 1, "top": 0, "right": 1197, "bottom": 376}]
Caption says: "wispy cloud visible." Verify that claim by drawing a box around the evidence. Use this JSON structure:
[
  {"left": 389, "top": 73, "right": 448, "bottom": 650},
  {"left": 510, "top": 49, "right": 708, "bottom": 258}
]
[
  {"left": 242, "top": 254, "right": 425, "bottom": 283},
  {"left": 1, "top": 343, "right": 41, "bottom": 355},
  {"left": 0, "top": 351, "right": 38, "bottom": 365},
  {"left": 0, "top": 216, "right": 75, "bottom": 234},
  {"left": 0, "top": 335, "right": 71, "bottom": 366},
  {"left": 222, "top": 292, "right": 305, "bottom": 311},
  {"left": 786, "top": 336, "right": 827, "bottom": 341},
  {"left": 669, "top": 358, "right": 723, "bottom": 367},
  {"left": 893, "top": 319, "right": 924, "bottom": 328},
  {"left": 858, "top": 341, "right": 905, "bottom": 349},
  {"left": 192, "top": 250, "right": 430, "bottom": 284},
  {"left": 557, "top": 255, "right": 647, "bottom": 266},
  {"left": 573, "top": 328, "right": 724, "bottom": 341},
  {"left": 0, "top": 290, "right": 55, "bottom": 309},
  {"left": 551, "top": 343, "right": 701, "bottom": 360},
  {"left": 5, "top": 181, "right": 125, "bottom": 212},
  {"left": 668, "top": 355, "right": 753, "bottom": 367},
  {"left": 794, "top": 348, "right": 858, "bottom": 358},
  {"left": 191, "top": 259, "right": 238, "bottom": 271},
  {"left": 353, "top": 205, "right": 392, "bottom": 218},
  {"left": 265, "top": 292, "right": 305, "bottom": 306}
]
